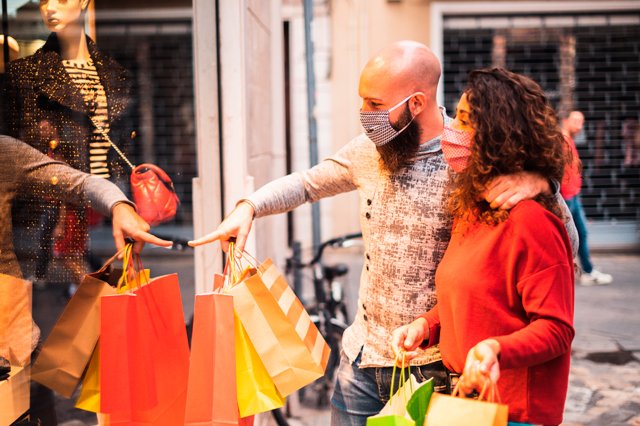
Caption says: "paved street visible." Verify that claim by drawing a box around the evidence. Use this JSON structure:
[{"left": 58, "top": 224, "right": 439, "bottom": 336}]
[{"left": 25, "top": 242, "right": 640, "bottom": 426}]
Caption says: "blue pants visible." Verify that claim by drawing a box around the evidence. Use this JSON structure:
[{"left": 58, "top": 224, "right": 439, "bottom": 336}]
[
  {"left": 330, "top": 350, "right": 448, "bottom": 426},
  {"left": 565, "top": 196, "right": 593, "bottom": 273}
]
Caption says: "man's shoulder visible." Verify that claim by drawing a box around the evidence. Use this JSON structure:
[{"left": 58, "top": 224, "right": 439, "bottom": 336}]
[
  {"left": 333, "top": 133, "right": 376, "bottom": 157},
  {"left": 349, "top": 132, "right": 375, "bottom": 148}
]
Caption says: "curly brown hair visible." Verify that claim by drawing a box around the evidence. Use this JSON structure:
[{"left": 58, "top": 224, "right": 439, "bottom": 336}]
[{"left": 449, "top": 68, "right": 569, "bottom": 224}]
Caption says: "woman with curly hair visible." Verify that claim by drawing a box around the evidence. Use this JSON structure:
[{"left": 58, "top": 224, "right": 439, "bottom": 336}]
[{"left": 391, "top": 68, "right": 575, "bottom": 425}]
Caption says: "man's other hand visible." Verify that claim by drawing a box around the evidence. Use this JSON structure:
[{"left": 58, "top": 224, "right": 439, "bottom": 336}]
[{"left": 483, "top": 171, "right": 550, "bottom": 210}]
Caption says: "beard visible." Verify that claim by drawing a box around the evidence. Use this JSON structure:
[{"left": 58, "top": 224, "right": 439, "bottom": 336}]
[{"left": 376, "top": 106, "right": 422, "bottom": 174}]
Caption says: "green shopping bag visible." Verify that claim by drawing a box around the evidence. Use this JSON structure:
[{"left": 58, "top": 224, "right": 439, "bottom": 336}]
[
  {"left": 367, "top": 356, "right": 416, "bottom": 426},
  {"left": 406, "top": 377, "right": 434, "bottom": 426}
]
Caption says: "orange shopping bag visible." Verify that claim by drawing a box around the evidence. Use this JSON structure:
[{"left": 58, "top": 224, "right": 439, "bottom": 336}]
[
  {"left": 228, "top": 254, "right": 330, "bottom": 397},
  {"left": 424, "top": 378, "right": 508, "bottom": 426},
  {"left": 185, "top": 292, "right": 255, "bottom": 425}
]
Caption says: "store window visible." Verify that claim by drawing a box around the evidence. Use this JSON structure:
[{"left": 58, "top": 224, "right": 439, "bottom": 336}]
[{"left": 1, "top": 1, "right": 195, "bottom": 422}]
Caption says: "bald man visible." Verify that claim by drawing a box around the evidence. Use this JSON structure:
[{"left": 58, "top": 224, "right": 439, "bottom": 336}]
[{"left": 191, "top": 41, "right": 553, "bottom": 424}]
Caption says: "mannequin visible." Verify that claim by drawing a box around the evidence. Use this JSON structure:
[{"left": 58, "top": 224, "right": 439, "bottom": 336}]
[{"left": 4, "top": 0, "right": 136, "bottom": 291}]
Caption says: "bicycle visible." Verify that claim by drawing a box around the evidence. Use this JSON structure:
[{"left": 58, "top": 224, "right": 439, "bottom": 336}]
[{"left": 286, "top": 232, "right": 363, "bottom": 407}]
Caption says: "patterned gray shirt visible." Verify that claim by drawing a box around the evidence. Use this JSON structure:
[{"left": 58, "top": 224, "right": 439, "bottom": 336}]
[{"left": 247, "top": 117, "right": 454, "bottom": 367}]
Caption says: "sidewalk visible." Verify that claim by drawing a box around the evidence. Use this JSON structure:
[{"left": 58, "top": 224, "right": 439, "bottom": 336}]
[{"left": 31, "top": 249, "right": 639, "bottom": 426}]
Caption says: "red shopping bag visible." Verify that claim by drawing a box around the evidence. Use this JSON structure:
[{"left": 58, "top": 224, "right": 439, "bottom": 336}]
[{"left": 100, "top": 269, "right": 190, "bottom": 425}]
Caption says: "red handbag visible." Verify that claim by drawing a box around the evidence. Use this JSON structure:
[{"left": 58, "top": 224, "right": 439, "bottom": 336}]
[
  {"left": 130, "top": 164, "right": 180, "bottom": 226},
  {"left": 90, "top": 118, "right": 180, "bottom": 226}
]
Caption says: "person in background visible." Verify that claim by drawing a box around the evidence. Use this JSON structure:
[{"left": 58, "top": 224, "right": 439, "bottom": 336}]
[
  {"left": 391, "top": 68, "right": 575, "bottom": 426},
  {"left": 189, "top": 41, "right": 572, "bottom": 425},
  {"left": 561, "top": 110, "right": 613, "bottom": 286}
]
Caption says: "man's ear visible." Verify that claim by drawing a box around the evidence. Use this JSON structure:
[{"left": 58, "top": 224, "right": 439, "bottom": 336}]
[
  {"left": 409, "top": 92, "right": 427, "bottom": 116},
  {"left": 81, "top": 0, "right": 91, "bottom": 12}
]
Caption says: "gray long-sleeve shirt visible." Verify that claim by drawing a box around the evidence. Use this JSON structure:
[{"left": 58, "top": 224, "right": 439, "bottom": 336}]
[{"left": 0, "top": 135, "right": 130, "bottom": 278}]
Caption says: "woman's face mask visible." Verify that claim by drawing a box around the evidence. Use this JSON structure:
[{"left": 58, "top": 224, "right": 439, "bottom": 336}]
[
  {"left": 359, "top": 94, "right": 417, "bottom": 147},
  {"left": 441, "top": 124, "right": 475, "bottom": 173}
]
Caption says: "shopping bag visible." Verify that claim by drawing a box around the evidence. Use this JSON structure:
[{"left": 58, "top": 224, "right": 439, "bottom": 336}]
[
  {"left": 75, "top": 342, "right": 101, "bottom": 412},
  {"left": 228, "top": 256, "right": 329, "bottom": 397},
  {"left": 31, "top": 249, "right": 123, "bottom": 397},
  {"left": 184, "top": 292, "right": 243, "bottom": 425},
  {"left": 367, "top": 359, "right": 416, "bottom": 426},
  {"left": 424, "top": 378, "right": 508, "bottom": 426},
  {"left": 100, "top": 269, "right": 190, "bottom": 425},
  {"left": 258, "top": 259, "right": 330, "bottom": 369},
  {"left": 406, "top": 377, "right": 434, "bottom": 426},
  {"left": 75, "top": 264, "right": 151, "bottom": 413},
  {"left": 0, "top": 365, "right": 30, "bottom": 425},
  {"left": 235, "top": 311, "right": 286, "bottom": 417},
  {"left": 0, "top": 274, "right": 33, "bottom": 367}
]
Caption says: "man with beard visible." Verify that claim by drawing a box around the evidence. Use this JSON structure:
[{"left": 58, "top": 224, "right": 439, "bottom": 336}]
[{"left": 190, "top": 41, "right": 557, "bottom": 424}]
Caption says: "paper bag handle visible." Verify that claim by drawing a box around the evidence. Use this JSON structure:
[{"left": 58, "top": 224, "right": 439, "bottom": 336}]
[
  {"left": 116, "top": 243, "right": 149, "bottom": 292},
  {"left": 452, "top": 375, "right": 501, "bottom": 403},
  {"left": 388, "top": 352, "right": 412, "bottom": 407},
  {"left": 94, "top": 244, "right": 130, "bottom": 275}
]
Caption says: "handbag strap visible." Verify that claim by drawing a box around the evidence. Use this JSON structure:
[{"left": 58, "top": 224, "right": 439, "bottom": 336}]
[{"left": 88, "top": 115, "right": 135, "bottom": 171}]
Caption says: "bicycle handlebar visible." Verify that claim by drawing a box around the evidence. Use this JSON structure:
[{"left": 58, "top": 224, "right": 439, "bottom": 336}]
[{"left": 291, "top": 232, "right": 363, "bottom": 268}]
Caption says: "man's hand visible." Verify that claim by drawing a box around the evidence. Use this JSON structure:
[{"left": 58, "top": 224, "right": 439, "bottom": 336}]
[
  {"left": 188, "top": 201, "right": 255, "bottom": 255},
  {"left": 460, "top": 339, "right": 501, "bottom": 395},
  {"left": 483, "top": 171, "right": 550, "bottom": 210},
  {"left": 390, "top": 317, "right": 428, "bottom": 367},
  {"left": 111, "top": 203, "right": 172, "bottom": 255}
]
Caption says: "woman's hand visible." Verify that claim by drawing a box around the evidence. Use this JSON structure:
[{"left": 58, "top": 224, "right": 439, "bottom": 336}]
[
  {"left": 459, "top": 339, "right": 501, "bottom": 394},
  {"left": 390, "top": 317, "right": 428, "bottom": 367}
]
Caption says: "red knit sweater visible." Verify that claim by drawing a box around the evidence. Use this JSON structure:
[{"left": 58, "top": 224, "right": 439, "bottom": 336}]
[{"left": 421, "top": 200, "right": 575, "bottom": 425}]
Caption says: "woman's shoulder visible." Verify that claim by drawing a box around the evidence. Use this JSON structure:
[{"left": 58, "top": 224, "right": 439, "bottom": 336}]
[{"left": 508, "top": 200, "right": 569, "bottom": 243}]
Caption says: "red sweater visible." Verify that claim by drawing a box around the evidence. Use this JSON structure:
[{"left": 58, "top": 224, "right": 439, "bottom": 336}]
[
  {"left": 421, "top": 200, "right": 575, "bottom": 425},
  {"left": 560, "top": 135, "right": 582, "bottom": 200}
]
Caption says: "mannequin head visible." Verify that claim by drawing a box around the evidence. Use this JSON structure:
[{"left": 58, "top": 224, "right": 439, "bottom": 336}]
[{"left": 39, "top": 0, "right": 90, "bottom": 35}]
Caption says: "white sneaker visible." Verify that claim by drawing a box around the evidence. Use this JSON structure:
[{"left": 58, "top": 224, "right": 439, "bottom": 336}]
[{"left": 580, "top": 269, "right": 613, "bottom": 286}]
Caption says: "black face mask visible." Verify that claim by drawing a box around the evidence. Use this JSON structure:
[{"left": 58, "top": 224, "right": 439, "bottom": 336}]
[{"left": 376, "top": 104, "right": 422, "bottom": 174}]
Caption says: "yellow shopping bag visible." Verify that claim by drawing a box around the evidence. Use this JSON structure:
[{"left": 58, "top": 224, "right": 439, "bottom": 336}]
[
  {"left": 75, "top": 342, "right": 101, "bottom": 412},
  {"left": 235, "top": 312, "right": 285, "bottom": 417}
]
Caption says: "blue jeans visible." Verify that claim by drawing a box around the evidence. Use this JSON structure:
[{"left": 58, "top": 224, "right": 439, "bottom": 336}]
[
  {"left": 330, "top": 350, "right": 448, "bottom": 426},
  {"left": 565, "top": 196, "right": 593, "bottom": 273}
]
